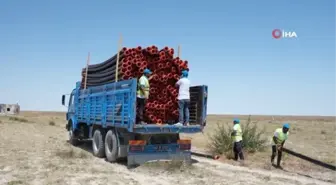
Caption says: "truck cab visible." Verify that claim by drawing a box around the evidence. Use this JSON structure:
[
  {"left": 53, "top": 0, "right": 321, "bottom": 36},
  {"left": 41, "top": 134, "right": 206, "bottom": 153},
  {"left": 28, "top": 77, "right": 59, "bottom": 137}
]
[{"left": 62, "top": 90, "right": 74, "bottom": 121}]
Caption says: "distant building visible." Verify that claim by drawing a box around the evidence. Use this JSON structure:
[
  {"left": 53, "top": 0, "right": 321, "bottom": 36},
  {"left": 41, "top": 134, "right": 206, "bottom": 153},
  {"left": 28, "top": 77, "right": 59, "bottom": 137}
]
[{"left": 0, "top": 104, "right": 20, "bottom": 115}]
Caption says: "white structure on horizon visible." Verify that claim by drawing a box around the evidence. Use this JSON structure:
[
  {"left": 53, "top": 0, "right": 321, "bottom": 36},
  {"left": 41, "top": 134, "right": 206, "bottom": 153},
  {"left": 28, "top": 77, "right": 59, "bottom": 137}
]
[{"left": 0, "top": 103, "right": 20, "bottom": 115}]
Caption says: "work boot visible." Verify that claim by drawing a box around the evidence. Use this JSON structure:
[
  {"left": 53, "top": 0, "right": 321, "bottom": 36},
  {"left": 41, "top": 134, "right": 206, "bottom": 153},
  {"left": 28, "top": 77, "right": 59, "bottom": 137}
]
[
  {"left": 276, "top": 165, "right": 283, "bottom": 170},
  {"left": 175, "top": 122, "right": 183, "bottom": 127},
  {"left": 271, "top": 156, "right": 275, "bottom": 165},
  {"left": 141, "top": 121, "right": 147, "bottom": 125},
  {"left": 277, "top": 154, "right": 282, "bottom": 168},
  {"left": 239, "top": 160, "right": 246, "bottom": 166}
]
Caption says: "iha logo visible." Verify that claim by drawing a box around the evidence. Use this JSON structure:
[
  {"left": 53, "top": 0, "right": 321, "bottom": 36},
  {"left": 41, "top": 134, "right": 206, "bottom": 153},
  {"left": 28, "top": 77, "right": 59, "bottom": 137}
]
[{"left": 272, "top": 29, "right": 298, "bottom": 39}]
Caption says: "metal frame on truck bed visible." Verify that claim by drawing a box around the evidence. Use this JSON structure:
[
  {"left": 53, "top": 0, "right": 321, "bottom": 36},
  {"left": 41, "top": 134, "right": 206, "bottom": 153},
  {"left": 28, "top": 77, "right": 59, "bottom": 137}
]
[{"left": 62, "top": 78, "right": 208, "bottom": 167}]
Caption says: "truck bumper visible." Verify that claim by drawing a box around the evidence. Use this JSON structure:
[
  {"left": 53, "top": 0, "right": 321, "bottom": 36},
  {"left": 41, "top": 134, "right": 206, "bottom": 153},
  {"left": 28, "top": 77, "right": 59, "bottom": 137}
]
[{"left": 127, "top": 151, "right": 192, "bottom": 167}]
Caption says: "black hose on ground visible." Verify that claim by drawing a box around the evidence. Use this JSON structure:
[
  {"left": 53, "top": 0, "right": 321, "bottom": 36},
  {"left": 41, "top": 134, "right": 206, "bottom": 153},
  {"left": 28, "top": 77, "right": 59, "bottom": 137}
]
[{"left": 282, "top": 148, "right": 336, "bottom": 171}]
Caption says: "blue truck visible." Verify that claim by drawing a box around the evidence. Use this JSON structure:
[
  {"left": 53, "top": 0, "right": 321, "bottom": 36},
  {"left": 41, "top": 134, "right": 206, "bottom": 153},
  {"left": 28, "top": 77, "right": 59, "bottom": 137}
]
[{"left": 62, "top": 78, "right": 208, "bottom": 167}]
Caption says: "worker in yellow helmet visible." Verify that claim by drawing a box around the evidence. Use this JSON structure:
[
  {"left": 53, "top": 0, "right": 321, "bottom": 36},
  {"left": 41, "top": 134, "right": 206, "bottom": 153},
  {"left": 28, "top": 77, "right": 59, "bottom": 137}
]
[
  {"left": 231, "top": 119, "right": 244, "bottom": 162},
  {"left": 271, "top": 123, "right": 290, "bottom": 169},
  {"left": 136, "top": 68, "right": 152, "bottom": 125}
]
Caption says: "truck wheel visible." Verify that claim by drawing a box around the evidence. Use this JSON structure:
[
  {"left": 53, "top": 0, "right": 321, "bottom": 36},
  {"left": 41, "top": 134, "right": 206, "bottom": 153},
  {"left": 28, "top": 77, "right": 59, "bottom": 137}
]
[
  {"left": 92, "top": 129, "right": 105, "bottom": 158},
  {"left": 69, "top": 122, "right": 80, "bottom": 146},
  {"left": 105, "top": 129, "right": 118, "bottom": 162}
]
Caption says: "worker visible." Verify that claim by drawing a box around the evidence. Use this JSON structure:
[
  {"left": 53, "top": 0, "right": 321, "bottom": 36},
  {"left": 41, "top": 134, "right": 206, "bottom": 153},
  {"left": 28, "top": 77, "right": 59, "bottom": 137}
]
[
  {"left": 136, "top": 68, "right": 152, "bottom": 125},
  {"left": 231, "top": 119, "right": 244, "bottom": 162},
  {"left": 271, "top": 123, "right": 290, "bottom": 169},
  {"left": 175, "top": 70, "right": 191, "bottom": 126}
]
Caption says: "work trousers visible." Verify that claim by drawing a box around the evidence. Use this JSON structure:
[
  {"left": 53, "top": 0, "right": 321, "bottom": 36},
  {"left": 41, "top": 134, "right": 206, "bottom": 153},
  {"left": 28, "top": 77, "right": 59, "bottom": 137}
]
[
  {"left": 233, "top": 141, "right": 244, "bottom": 161},
  {"left": 271, "top": 145, "right": 282, "bottom": 166},
  {"left": 178, "top": 99, "right": 190, "bottom": 125},
  {"left": 136, "top": 97, "right": 146, "bottom": 124}
]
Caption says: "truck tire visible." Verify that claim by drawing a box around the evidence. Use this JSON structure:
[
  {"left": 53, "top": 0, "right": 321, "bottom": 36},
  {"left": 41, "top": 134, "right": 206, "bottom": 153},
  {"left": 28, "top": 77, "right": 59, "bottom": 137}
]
[
  {"left": 69, "top": 122, "right": 80, "bottom": 146},
  {"left": 105, "top": 129, "right": 118, "bottom": 162},
  {"left": 92, "top": 129, "right": 105, "bottom": 158}
]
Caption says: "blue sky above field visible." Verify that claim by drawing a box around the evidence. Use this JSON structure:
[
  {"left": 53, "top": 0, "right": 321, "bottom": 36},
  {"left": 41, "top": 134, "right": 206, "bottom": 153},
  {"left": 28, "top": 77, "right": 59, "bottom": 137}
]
[{"left": 0, "top": 0, "right": 335, "bottom": 116}]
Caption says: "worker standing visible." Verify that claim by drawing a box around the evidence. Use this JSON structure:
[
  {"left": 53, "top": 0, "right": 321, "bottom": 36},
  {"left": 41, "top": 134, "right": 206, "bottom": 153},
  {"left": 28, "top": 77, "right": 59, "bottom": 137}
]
[
  {"left": 231, "top": 119, "right": 244, "bottom": 162},
  {"left": 136, "top": 68, "right": 152, "bottom": 125},
  {"left": 175, "top": 70, "right": 191, "bottom": 126},
  {"left": 271, "top": 123, "right": 290, "bottom": 169}
]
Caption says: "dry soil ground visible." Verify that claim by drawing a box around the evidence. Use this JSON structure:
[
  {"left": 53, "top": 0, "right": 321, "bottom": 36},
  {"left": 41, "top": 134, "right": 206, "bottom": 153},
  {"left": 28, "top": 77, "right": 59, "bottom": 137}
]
[{"left": 0, "top": 111, "right": 335, "bottom": 185}]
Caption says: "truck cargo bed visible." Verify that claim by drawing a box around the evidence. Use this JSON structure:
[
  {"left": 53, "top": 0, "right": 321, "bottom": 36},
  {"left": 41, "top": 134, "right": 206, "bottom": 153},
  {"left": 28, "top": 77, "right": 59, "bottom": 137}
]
[
  {"left": 133, "top": 124, "right": 203, "bottom": 134},
  {"left": 73, "top": 79, "right": 207, "bottom": 133}
]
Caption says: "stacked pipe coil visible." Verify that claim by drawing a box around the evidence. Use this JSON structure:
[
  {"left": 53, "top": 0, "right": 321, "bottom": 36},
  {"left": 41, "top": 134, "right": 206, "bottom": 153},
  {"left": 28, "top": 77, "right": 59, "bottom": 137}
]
[{"left": 81, "top": 45, "right": 189, "bottom": 124}]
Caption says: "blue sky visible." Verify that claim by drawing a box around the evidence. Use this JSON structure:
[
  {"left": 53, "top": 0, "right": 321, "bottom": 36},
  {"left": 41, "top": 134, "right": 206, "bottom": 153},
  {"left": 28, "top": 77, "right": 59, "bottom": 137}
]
[{"left": 0, "top": 0, "right": 335, "bottom": 116}]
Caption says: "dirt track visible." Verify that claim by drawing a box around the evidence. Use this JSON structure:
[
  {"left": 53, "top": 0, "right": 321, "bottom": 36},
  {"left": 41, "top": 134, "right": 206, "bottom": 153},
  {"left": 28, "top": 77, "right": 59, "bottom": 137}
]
[{"left": 0, "top": 117, "right": 335, "bottom": 185}]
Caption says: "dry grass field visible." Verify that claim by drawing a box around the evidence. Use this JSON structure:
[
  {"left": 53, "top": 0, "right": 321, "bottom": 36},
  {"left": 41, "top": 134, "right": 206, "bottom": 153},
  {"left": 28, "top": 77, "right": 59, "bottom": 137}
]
[
  {"left": 181, "top": 114, "right": 336, "bottom": 181},
  {"left": 0, "top": 111, "right": 335, "bottom": 185}
]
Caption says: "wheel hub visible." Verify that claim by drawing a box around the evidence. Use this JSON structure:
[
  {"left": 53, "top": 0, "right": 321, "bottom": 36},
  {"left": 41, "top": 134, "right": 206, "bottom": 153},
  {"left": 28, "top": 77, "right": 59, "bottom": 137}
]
[
  {"left": 69, "top": 129, "right": 73, "bottom": 139},
  {"left": 107, "top": 135, "right": 113, "bottom": 152},
  {"left": 93, "top": 133, "right": 99, "bottom": 151}
]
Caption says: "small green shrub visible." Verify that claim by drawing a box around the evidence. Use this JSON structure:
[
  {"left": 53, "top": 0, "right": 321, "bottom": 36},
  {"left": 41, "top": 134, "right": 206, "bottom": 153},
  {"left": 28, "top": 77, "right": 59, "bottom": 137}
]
[
  {"left": 7, "top": 180, "right": 24, "bottom": 185},
  {"left": 208, "top": 115, "right": 267, "bottom": 158},
  {"left": 241, "top": 115, "right": 268, "bottom": 153},
  {"left": 208, "top": 122, "right": 233, "bottom": 157},
  {"left": 55, "top": 148, "right": 75, "bottom": 159},
  {"left": 49, "top": 121, "right": 56, "bottom": 126},
  {"left": 55, "top": 148, "right": 88, "bottom": 159},
  {"left": 9, "top": 117, "right": 28, "bottom": 123}
]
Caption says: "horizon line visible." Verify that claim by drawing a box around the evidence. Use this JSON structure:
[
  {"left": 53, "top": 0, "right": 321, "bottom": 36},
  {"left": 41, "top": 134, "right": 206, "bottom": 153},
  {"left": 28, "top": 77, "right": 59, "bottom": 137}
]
[{"left": 18, "top": 110, "right": 336, "bottom": 118}]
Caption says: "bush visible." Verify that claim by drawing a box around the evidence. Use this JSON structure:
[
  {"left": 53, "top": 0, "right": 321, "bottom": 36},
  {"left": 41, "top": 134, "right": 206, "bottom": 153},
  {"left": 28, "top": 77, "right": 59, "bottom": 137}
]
[
  {"left": 55, "top": 147, "right": 88, "bottom": 159},
  {"left": 9, "top": 117, "right": 28, "bottom": 123},
  {"left": 208, "top": 115, "right": 267, "bottom": 158},
  {"left": 49, "top": 121, "right": 56, "bottom": 126},
  {"left": 7, "top": 180, "right": 24, "bottom": 185}
]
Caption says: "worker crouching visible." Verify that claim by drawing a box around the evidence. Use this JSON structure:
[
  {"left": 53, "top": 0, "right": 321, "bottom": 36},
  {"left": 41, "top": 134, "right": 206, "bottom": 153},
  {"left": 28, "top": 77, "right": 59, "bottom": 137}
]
[
  {"left": 231, "top": 119, "right": 245, "bottom": 162},
  {"left": 271, "top": 123, "right": 290, "bottom": 169}
]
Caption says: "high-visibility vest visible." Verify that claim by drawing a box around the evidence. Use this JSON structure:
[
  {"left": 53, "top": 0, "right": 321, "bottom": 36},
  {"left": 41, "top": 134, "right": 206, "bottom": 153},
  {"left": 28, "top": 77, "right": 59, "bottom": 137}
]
[
  {"left": 271, "top": 128, "right": 289, "bottom": 145},
  {"left": 137, "top": 75, "right": 150, "bottom": 98},
  {"left": 232, "top": 123, "right": 243, "bottom": 142}
]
